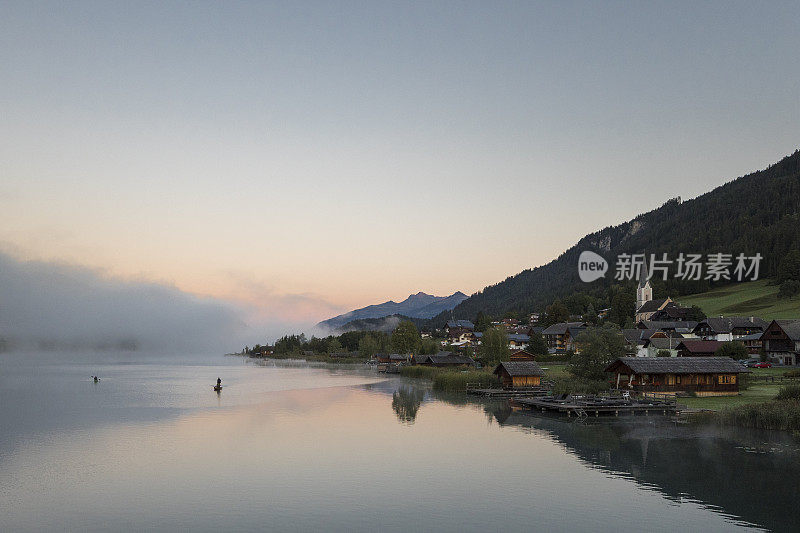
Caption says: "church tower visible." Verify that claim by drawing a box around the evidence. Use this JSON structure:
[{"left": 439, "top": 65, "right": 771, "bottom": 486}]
[{"left": 637, "top": 258, "right": 653, "bottom": 311}]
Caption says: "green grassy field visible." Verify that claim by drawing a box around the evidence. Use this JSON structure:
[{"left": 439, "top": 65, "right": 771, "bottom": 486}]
[
  {"left": 679, "top": 368, "right": 795, "bottom": 409},
  {"left": 676, "top": 279, "right": 800, "bottom": 320}
]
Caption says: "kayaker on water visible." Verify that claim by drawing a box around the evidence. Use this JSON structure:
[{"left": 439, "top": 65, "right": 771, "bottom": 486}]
[{"left": 216, "top": 377, "right": 222, "bottom": 388}]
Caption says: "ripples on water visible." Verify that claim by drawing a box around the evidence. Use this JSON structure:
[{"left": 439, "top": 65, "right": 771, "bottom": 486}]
[{"left": 0, "top": 352, "right": 796, "bottom": 532}]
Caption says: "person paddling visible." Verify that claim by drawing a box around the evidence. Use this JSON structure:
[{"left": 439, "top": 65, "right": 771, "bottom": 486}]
[
  {"left": 92, "top": 376, "right": 99, "bottom": 383},
  {"left": 217, "top": 377, "right": 222, "bottom": 388}
]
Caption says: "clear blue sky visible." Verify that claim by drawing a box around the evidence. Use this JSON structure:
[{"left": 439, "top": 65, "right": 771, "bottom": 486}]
[{"left": 1, "top": 1, "right": 798, "bottom": 331}]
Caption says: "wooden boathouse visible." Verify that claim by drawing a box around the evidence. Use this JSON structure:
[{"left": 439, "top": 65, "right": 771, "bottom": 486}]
[
  {"left": 604, "top": 357, "right": 749, "bottom": 396},
  {"left": 493, "top": 361, "right": 544, "bottom": 389}
]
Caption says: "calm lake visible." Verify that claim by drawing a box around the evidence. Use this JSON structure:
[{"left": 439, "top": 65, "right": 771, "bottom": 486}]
[{"left": 1, "top": 352, "right": 798, "bottom": 532}]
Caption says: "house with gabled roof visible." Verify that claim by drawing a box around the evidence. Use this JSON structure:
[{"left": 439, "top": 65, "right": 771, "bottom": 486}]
[
  {"left": 649, "top": 302, "right": 693, "bottom": 321},
  {"left": 542, "top": 322, "right": 586, "bottom": 353},
  {"left": 445, "top": 320, "right": 475, "bottom": 342},
  {"left": 760, "top": 320, "right": 800, "bottom": 366},
  {"left": 636, "top": 298, "right": 673, "bottom": 323},
  {"left": 605, "top": 357, "right": 749, "bottom": 396},
  {"left": 675, "top": 340, "right": 724, "bottom": 357},
  {"left": 509, "top": 349, "right": 537, "bottom": 361},
  {"left": 493, "top": 361, "right": 544, "bottom": 389},
  {"left": 507, "top": 333, "right": 531, "bottom": 349},
  {"left": 692, "top": 317, "right": 767, "bottom": 341},
  {"left": 643, "top": 336, "right": 681, "bottom": 357},
  {"left": 416, "top": 351, "right": 476, "bottom": 368}
]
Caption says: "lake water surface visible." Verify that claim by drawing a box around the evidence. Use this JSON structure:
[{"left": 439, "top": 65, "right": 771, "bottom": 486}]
[{"left": 1, "top": 352, "right": 798, "bottom": 532}]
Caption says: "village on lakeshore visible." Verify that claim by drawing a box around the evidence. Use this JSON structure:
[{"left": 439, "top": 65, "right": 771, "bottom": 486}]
[{"left": 242, "top": 257, "right": 800, "bottom": 425}]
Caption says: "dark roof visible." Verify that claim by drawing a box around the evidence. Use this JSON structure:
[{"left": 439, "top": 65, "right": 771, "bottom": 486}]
[
  {"left": 636, "top": 298, "right": 670, "bottom": 314},
  {"left": 645, "top": 337, "right": 681, "bottom": 350},
  {"left": 650, "top": 303, "right": 691, "bottom": 320},
  {"left": 388, "top": 353, "right": 408, "bottom": 361},
  {"left": 625, "top": 329, "right": 673, "bottom": 345},
  {"left": 507, "top": 334, "right": 530, "bottom": 342},
  {"left": 542, "top": 322, "right": 586, "bottom": 335},
  {"left": 676, "top": 340, "right": 724, "bottom": 353},
  {"left": 737, "top": 333, "right": 763, "bottom": 341},
  {"left": 638, "top": 320, "right": 699, "bottom": 331},
  {"left": 446, "top": 320, "right": 474, "bottom": 330},
  {"left": 425, "top": 352, "right": 475, "bottom": 365},
  {"left": 623, "top": 329, "right": 643, "bottom": 344},
  {"left": 493, "top": 361, "right": 544, "bottom": 377},
  {"left": 695, "top": 317, "right": 767, "bottom": 334},
  {"left": 606, "top": 357, "right": 749, "bottom": 374},
  {"left": 772, "top": 320, "right": 800, "bottom": 341}
]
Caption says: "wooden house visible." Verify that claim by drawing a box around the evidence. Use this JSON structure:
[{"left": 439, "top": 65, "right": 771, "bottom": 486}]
[
  {"left": 676, "top": 340, "right": 723, "bottom": 357},
  {"left": 760, "top": 320, "right": 800, "bottom": 366},
  {"left": 605, "top": 357, "right": 749, "bottom": 396},
  {"left": 643, "top": 336, "right": 681, "bottom": 357},
  {"left": 542, "top": 322, "right": 586, "bottom": 353},
  {"left": 692, "top": 317, "right": 767, "bottom": 341},
  {"left": 493, "top": 361, "right": 544, "bottom": 389},
  {"left": 445, "top": 320, "right": 475, "bottom": 342},
  {"left": 416, "top": 352, "right": 475, "bottom": 368},
  {"left": 509, "top": 349, "right": 537, "bottom": 361},
  {"left": 737, "top": 333, "right": 763, "bottom": 355},
  {"left": 507, "top": 333, "right": 531, "bottom": 349},
  {"left": 376, "top": 353, "right": 409, "bottom": 364}
]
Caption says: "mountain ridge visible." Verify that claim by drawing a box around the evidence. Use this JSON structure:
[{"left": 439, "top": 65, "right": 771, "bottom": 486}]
[
  {"left": 430, "top": 149, "right": 800, "bottom": 327},
  {"left": 317, "top": 291, "right": 468, "bottom": 331}
]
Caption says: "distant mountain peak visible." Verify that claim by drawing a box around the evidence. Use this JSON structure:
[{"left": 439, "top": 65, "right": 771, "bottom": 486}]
[{"left": 317, "top": 290, "right": 469, "bottom": 331}]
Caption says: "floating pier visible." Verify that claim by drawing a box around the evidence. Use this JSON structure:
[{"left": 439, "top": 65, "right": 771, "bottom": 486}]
[
  {"left": 511, "top": 394, "right": 677, "bottom": 418},
  {"left": 467, "top": 386, "right": 551, "bottom": 398}
]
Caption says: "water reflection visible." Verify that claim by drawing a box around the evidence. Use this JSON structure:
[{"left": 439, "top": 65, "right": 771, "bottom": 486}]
[
  {"left": 380, "top": 379, "right": 798, "bottom": 532},
  {"left": 391, "top": 386, "right": 425, "bottom": 424},
  {"left": 1, "top": 356, "right": 797, "bottom": 532}
]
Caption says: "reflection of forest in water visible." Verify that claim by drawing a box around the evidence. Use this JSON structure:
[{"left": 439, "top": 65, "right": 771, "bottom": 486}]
[{"left": 371, "top": 378, "right": 800, "bottom": 533}]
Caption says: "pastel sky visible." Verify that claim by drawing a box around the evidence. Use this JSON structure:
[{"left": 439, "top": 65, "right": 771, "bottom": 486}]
[{"left": 1, "top": 1, "right": 799, "bottom": 332}]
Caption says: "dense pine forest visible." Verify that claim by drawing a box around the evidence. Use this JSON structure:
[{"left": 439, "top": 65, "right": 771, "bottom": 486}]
[{"left": 431, "top": 150, "right": 800, "bottom": 327}]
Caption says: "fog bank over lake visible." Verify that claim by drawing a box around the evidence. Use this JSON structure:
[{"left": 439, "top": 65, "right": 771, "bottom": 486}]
[{"left": 0, "top": 250, "right": 250, "bottom": 352}]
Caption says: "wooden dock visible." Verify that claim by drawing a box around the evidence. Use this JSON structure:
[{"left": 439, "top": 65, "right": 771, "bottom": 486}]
[
  {"left": 511, "top": 395, "right": 677, "bottom": 418},
  {"left": 377, "top": 363, "right": 401, "bottom": 374},
  {"left": 466, "top": 386, "right": 551, "bottom": 398}
]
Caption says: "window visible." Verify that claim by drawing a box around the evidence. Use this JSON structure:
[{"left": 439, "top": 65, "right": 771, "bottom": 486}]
[{"left": 719, "top": 375, "right": 736, "bottom": 384}]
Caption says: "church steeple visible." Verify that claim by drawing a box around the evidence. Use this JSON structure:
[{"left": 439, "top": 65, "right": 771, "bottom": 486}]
[{"left": 637, "top": 257, "right": 653, "bottom": 310}]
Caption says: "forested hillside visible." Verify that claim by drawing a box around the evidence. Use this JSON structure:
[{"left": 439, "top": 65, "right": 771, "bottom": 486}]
[{"left": 434, "top": 150, "right": 800, "bottom": 326}]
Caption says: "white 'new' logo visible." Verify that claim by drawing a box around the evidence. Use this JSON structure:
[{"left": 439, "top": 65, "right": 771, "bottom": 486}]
[{"left": 578, "top": 251, "right": 608, "bottom": 282}]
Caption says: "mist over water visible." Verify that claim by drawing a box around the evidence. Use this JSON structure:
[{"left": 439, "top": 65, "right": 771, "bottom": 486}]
[{"left": 0, "top": 251, "right": 249, "bottom": 352}]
